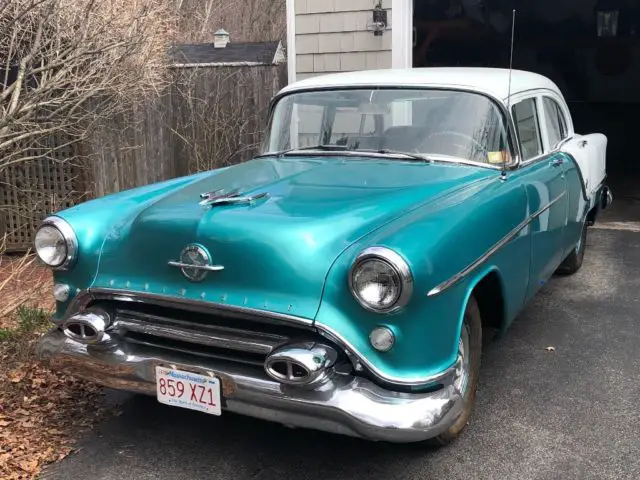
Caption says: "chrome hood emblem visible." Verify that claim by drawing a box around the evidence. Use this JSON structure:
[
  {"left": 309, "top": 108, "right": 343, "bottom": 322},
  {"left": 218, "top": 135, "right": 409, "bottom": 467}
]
[
  {"left": 199, "top": 188, "right": 269, "bottom": 207},
  {"left": 168, "top": 244, "right": 224, "bottom": 282}
]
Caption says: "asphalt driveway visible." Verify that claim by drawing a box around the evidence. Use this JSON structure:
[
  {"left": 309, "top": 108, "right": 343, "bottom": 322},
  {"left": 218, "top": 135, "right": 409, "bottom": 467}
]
[{"left": 43, "top": 207, "right": 640, "bottom": 480}]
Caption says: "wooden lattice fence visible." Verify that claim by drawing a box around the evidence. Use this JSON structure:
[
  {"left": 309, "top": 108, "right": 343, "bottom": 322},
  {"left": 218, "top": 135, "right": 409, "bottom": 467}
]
[{"left": 0, "top": 136, "right": 89, "bottom": 252}]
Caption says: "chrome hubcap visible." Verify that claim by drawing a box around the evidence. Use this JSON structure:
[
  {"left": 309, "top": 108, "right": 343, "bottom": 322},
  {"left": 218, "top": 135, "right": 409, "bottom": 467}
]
[{"left": 453, "top": 324, "right": 471, "bottom": 396}]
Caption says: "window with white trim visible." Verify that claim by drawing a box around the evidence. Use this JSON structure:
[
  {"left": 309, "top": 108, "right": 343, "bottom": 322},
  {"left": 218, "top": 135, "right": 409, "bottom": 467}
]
[
  {"left": 512, "top": 98, "right": 543, "bottom": 161},
  {"left": 542, "top": 97, "right": 568, "bottom": 150}
]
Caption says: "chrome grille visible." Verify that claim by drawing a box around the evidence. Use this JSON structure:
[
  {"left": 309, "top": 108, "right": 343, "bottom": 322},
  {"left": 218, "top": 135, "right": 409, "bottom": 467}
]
[
  {"left": 93, "top": 301, "right": 316, "bottom": 367},
  {"left": 115, "top": 310, "right": 288, "bottom": 355}
]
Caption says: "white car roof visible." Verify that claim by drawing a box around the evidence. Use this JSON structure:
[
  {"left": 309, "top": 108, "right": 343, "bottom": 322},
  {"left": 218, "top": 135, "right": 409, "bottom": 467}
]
[{"left": 280, "top": 67, "right": 563, "bottom": 104}]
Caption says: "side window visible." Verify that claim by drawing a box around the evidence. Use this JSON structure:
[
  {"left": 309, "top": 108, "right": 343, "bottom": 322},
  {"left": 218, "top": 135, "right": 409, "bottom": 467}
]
[
  {"left": 543, "top": 97, "right": 569, "bottom": 150},
  {"left": 556, "top": 103, "right": 568, "bottom": 139},
  {"left": 512, "top": 98, "right": 542, "bottom": 160}
]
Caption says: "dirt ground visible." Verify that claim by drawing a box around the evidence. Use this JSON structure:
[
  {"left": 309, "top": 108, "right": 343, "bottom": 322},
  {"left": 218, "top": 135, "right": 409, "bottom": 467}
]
[{"left": 0, "top": 255, "right": 115, "bottom": 480}]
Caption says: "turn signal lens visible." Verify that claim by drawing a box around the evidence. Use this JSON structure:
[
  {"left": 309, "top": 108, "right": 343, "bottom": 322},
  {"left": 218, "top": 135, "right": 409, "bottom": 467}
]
[
  {"left": 53, "top": 283, "right": 71, "bottom": 302},
  {"left": 369, "top": 327, "right": 395, "bottom": 352}
]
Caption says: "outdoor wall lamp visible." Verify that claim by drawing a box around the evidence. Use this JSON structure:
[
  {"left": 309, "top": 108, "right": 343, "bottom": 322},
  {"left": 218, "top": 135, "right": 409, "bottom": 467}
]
[{"left": 367, "top": 1, "right": 388, "bottom": 36}]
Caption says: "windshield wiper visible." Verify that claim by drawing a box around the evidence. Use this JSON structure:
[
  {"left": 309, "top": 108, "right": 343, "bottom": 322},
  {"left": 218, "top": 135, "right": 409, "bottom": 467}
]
[
  {"left": 360, "top": 149, "right": 432, "bottom": 163},
  {"left": 258, "top": 145, "right": 351, "bottom": 158},
  {"left": 258, "top": 145, "right": 432, "bottom": 163}
]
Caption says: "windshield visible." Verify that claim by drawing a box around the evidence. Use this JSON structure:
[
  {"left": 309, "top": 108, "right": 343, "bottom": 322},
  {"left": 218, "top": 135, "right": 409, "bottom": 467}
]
[{"left": 262, "top": 88, "right": 512, "bottom": 165}]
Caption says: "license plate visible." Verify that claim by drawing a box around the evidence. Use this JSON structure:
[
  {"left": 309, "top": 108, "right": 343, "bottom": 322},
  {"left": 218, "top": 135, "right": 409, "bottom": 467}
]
[{"left": 155, "top": 366, "right": 221, "bottom": 416}]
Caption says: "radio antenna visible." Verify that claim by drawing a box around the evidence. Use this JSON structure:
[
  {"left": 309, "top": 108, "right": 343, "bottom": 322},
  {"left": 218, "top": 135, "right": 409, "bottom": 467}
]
[
  {"left": 506, "top": 9, "right": 516, "bottom": 111},
  {"left": 502, "top": 9, "right": 516, "bottom": 180}
]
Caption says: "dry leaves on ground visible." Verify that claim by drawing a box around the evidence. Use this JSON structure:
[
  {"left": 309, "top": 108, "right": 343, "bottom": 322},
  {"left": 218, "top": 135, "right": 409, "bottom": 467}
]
[
  {"left": 0, "top": 255, "right": 115, "bottom": 480},
  {"left": 0, "top": 357, "right": 111, "bottom": 480},
  {"left": 0, "top": 256, "right": 55, "bottom": 328}
]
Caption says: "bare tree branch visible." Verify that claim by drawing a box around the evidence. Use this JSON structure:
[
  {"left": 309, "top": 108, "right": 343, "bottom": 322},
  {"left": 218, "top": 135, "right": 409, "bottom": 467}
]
[{"left": 0, "top": 0, "right": 175, "bottom": 174}]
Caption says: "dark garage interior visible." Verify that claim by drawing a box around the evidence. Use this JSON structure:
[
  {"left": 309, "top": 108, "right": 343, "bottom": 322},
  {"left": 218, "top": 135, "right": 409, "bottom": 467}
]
[{"left": 413, "top": 0, "right": 640, "bottom": 200}]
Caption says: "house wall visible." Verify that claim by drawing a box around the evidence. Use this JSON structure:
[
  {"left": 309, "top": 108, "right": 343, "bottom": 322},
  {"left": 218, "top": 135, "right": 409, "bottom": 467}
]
[{"left": 294, "top": 0, "right": 393, "bottom": 81}]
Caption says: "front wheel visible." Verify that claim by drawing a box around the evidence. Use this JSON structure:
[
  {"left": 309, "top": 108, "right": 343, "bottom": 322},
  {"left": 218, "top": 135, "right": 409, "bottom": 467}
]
[
  {"left": 557, "top": 221, "right": 587, "bottom": 275},
  {"left": 426, "top": 296, "right": 482, "bottom": 447}
]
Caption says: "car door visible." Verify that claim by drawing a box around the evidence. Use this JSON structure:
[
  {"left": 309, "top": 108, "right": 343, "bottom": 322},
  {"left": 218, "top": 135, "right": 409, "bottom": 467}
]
[
  {"left": 511, "top": 94, "right": 569, "bottom": 301},
  {"left": 538, "top": 94, "right": 597, "bottom": 258}
]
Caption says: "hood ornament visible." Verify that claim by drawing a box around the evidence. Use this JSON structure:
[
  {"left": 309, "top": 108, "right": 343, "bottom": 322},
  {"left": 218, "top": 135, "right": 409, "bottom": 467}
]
[
  {"left": 199, "top": 189, "right": 269, "bottom": 207},
  {"left": 168, "top": 244, "right": 224, "bottom": 282}
]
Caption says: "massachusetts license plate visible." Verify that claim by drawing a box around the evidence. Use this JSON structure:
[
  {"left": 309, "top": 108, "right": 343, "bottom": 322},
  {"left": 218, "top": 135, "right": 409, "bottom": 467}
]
[{"left": 155, "top": 366, "right": 221, "bottom": 415}]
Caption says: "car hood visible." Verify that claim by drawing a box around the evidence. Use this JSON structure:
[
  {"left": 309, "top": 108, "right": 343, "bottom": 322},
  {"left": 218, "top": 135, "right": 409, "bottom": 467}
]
[{"left": 92, "top": 156, "right": 494, "bottom": 319}]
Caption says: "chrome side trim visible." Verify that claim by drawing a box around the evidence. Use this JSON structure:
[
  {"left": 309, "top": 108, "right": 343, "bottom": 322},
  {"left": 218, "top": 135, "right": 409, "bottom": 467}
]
[
  {"left": 62, "top": 289, "right": 315, "bottom": 329},
  {"left": 315, "top": 321, "right": 458, "bottom": 387},
  {"left": 39, "top": 216, "right": 79, "bottom": 271},
  {"left": 348, "top": 246, "right": 413, "bottom": 314},
  {"left": 114, "top": 310, "right": 288, "bottom": 355},
  {"left": 427, "top": 192, "right": 567, "bottom": 297}
]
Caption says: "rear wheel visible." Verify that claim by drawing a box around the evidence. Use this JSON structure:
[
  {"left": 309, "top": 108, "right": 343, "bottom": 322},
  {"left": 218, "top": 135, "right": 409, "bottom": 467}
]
[
  {"left": 426, "top": 296, "right": 482, "bottom": 447},
  {"left": 557, "top": 221, "right": 587, "bottom": 275}
]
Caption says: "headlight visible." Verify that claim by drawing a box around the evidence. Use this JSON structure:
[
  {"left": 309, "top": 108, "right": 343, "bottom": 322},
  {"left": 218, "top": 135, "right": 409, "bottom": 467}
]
[
  {"left": 34, "top": 217, "right": 77, "bottom": 270},
  {"left": 349, "top": 247, "right": 413, "bottom": 313}
]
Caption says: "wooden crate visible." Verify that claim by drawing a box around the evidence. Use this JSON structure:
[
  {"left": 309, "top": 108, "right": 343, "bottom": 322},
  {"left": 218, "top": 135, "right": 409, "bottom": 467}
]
[{"left": 0, "top": 137, "right": 88, "bottom": 252}]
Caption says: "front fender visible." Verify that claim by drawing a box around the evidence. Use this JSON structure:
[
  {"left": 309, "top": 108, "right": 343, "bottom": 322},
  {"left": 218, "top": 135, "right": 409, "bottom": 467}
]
[{"left": 315, "top": 173, "right": 531, "bottom": 387}]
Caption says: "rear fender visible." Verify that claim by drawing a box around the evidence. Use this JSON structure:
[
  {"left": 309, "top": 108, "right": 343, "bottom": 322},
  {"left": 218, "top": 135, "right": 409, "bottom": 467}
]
[{"left": 560, "top": 133, "right": 607, "bottom": 200}]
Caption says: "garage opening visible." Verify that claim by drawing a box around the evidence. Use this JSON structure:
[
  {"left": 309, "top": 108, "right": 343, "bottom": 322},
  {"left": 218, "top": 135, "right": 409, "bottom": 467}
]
[{"left": 413, "top": 0, "right": 640, "bottom": 200}]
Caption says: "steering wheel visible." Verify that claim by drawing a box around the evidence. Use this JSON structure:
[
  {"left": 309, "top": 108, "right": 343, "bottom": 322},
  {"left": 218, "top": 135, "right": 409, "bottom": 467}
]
[{"left": 417, "top": 130, "right": 486, "bottom": 161}]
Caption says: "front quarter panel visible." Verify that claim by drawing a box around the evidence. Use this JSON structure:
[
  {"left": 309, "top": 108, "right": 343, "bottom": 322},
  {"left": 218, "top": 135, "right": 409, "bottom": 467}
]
[{"left": 315, "top": 172, "right": 531, "bottom": 387}]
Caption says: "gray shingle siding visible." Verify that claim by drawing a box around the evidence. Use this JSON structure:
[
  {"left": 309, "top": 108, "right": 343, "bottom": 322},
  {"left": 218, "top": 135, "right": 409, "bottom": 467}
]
[{"left": 294, "top": 0, "right": 393, "bottom": 79}]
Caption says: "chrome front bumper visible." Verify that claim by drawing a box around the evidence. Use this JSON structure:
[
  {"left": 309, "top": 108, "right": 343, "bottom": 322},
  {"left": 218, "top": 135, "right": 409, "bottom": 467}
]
[{"left": 36, "top": 329, "right": 463, "bottom": 443}]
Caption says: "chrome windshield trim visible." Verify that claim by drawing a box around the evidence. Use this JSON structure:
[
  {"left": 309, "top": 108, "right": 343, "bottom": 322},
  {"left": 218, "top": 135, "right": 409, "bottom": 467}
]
[
  {"left": 427, "top": 191, "right": 567, "bottom": 297},
  {"left": 63, "top": 289, "right": 315, "bottom": 328},
  {"left": 315, "top": 321, "right": 457, "bottom": 387},
  {"left": 264, "top": 85, "right": 522, "bottom": 171}
]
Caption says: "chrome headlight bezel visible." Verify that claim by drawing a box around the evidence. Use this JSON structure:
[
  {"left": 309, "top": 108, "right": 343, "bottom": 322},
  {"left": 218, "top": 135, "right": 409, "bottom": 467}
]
[
  {"left": 348, "top": 247, "right": 413, "bottom": 313},
  {"left": 34, "top": 216, "right": 78, "bottom": 270}
]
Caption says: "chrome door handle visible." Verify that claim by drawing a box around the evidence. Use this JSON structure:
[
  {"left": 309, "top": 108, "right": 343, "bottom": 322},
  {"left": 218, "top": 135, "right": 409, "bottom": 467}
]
[{"left": 550, "top": 158, "right": 564, "bottom": 167}]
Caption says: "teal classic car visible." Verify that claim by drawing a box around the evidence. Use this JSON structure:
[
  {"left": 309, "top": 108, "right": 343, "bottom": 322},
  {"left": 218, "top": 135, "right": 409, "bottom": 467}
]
[{"left": 36, "top": 68, "right": 612, "bottom": 445}]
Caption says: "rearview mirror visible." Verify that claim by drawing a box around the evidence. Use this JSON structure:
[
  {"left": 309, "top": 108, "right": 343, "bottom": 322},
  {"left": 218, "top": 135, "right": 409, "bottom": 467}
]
[{"left": 358, "top": 103, "right": 391, "bottom": 115}]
